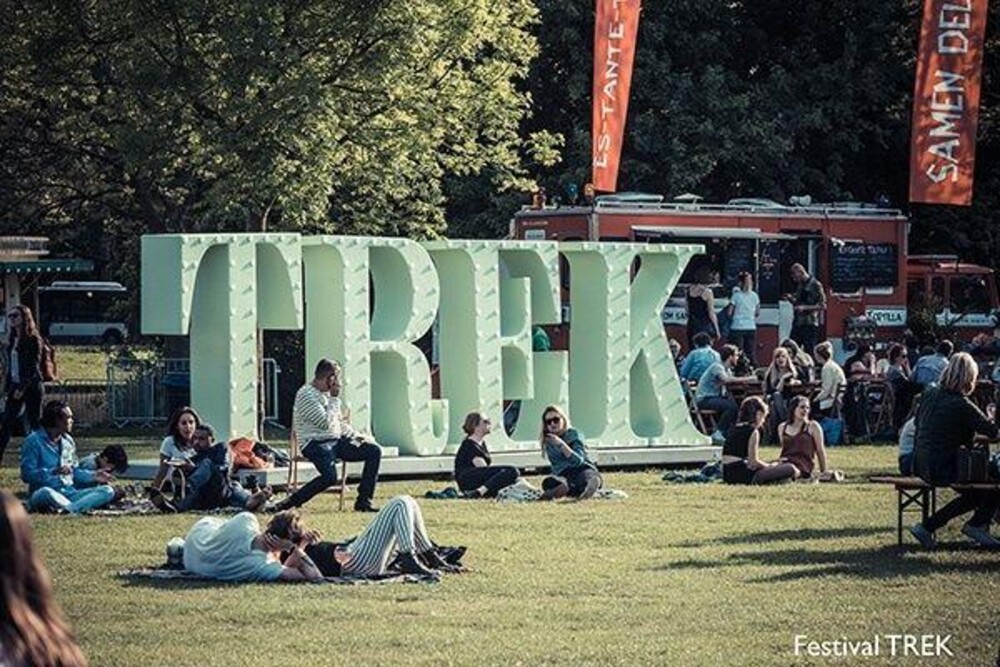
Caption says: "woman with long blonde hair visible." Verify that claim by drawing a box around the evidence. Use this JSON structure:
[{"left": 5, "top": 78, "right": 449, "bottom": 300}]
[
  {"left": 539, "top": 405, "right": 601, "bottom": 500},
  {"left": 909, "top": 352, "right": 1000, "bottom": 549},
  {"left": 0, "top": 490, "right": 88, "bottom": 666}
]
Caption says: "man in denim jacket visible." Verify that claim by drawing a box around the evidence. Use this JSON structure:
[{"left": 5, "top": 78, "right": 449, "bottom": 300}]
[{"left": 20, "top": 400, "right": 116, "bottom": 514}]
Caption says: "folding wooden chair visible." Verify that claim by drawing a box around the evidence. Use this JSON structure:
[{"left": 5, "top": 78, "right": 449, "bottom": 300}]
[
  {"left": 286, "top": 430, "right": 348, "bottom": 511},
  {"left": 871, "top": 380, "right": 895, "bottom": 436},
  {"left": 684, "top": 381, "right": 718, "bottom": 434}
]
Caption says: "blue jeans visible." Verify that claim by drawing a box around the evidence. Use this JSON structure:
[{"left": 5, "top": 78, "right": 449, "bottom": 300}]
[
  {"left": 30, "top": 485, "right": 115, "bottom": 514},
  {"left": 178, "top": 459, "right": 250, "bottom": 511},
  {"left": 899, "top": 453, "right": 914, "bottom": 476},
  {"left": 281, "top": 436, "right": 381, "bottom": 509}
]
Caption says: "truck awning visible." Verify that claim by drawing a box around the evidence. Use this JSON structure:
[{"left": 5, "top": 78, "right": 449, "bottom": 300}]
[
  {"left": 632, "top": 226, "right": 795, "bottom": 241},
  {"left": 0, "top": 259, "right": 94, "bottom": 274}
]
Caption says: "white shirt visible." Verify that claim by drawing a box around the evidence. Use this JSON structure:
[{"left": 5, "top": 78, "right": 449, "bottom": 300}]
[
  {"left": 182, "top": 513, "right": 283, "bottom": 582},
  {"left": 817, "top": 360, "right": 847, "bottom": 410},
  {"left": 729, "top": 287, "right": 759, "bottom": 331},
  {"left": 160, "top": 436, "right": 195, "bottom": 462}
]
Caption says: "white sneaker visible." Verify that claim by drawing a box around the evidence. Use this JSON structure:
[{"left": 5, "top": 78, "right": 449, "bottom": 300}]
[
  {"left": 710, "top": 430, "right": 726, "bottom": 445},
  {"left": 961, "top": 523, "right": 1000, "bottom": 549}
]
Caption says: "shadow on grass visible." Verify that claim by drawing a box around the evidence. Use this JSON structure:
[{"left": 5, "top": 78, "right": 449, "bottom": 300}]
[
  {"left": 660, "top": 542, "right": 1000, "bottom": 582},
  {"left": 117, "top": 576, "right": 243, "bottom": 591},
  {"left": 676, "top": 526, "right": 886, "bottom": 548}
]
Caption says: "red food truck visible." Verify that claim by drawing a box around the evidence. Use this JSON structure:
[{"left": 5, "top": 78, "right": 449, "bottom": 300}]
[{"left": 510, "top": 193, "right": 998, "bottom": 362}]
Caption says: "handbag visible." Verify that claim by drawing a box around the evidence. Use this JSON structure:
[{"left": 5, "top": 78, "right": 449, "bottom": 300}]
[{"left": 956, "top": 445, "right": 991, "bottom": 483}]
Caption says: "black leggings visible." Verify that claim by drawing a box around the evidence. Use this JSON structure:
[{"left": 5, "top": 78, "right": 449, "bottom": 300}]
[
  {"left": 456, "top": 466, "right": 519, "bottom": 497},
  {"left": 0, "top": 382, "right": 43, "bottom": 461},
  {"left": 925, "top": 488, "right": 1000, "bottom": 532}
]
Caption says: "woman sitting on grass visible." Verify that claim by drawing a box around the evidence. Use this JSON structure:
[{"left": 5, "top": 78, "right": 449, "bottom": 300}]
[
  {"left": 539, "top": 405, "right": 602, "bottom": 500},
  {"left": 152, "top": 406, "right": 202, "bottom": 488},
  {"left": 454, "top": 411, "right": 520, "bottom": 498},
  {"left": 777, "top": 395, "right": 829, "bottom": 480},
  {"left": 722, "top": 397, "right": 799, "bottom": 485},
  {"left": 0, "top": 490, "right": 88, "bottom": 667}
]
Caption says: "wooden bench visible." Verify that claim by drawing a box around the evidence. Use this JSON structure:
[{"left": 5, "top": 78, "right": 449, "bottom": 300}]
[
  {"left": 870, "top": 476, "right": 1000, "bottom": 546},
  {"left": 870, "top": 476, "right": 937, "bottom": 546}
]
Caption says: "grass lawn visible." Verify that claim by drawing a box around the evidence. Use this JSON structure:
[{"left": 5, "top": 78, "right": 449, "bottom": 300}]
[
  {"left": 53, "top": 346, "right": 113, "bottom": 382},
  {"left": 2, "top": 442, "right": 999, "bottom": 666}
]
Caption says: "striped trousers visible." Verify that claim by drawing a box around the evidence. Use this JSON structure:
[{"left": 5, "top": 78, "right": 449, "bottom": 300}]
[{"left": 342, "top": 496, "right": 434, "bottom": 577}]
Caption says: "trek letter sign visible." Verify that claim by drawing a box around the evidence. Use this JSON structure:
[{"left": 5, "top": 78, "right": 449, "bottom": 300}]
[{"left": 141, "top": 235, "right": 706, "bottom": 453}]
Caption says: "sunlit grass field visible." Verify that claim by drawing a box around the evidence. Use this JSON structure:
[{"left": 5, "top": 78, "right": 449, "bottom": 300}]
[{"left": 2, "top": 441, "right": 998, "bottom": 666}]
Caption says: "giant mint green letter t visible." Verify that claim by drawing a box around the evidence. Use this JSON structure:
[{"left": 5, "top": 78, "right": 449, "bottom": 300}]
[{"left": 141, "top": 234, "right": 302, "bottom": 440}]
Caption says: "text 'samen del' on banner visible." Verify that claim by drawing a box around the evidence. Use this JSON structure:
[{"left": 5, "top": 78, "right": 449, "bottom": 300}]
[
  {"left": 909, "top": 0, "right": 989, "bottom": 206},
  {"left": 592, "top": 0, "right": 641, "bottom": 193}
]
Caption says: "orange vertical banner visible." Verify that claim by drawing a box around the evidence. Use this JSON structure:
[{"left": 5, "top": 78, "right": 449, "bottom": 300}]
[
  {"left": 592, "top": 0, "right": 642, "bottom": 193},
  {"left": 909, "top": 0, "right": 989, "bottom": 205}
]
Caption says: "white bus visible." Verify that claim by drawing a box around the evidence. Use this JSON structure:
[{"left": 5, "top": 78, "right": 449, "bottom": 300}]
[{"left": 38, "top": 281, "right": 129, "bottom": 344}]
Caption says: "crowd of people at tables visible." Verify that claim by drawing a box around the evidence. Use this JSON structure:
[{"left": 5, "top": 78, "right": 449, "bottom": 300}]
[{"left": 679, "top": 264, "right": 1000, "bottom": 547}]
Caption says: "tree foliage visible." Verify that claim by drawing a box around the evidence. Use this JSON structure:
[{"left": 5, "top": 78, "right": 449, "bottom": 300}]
[
  {"left": 0, "top": 0, "right": 550, "bottom": 264},
  {"left": 3, "top": 0, "right": 999, "bottom": 272},
  {"left": 518, "top": 0, "right": 1000, "bottom": 265}
]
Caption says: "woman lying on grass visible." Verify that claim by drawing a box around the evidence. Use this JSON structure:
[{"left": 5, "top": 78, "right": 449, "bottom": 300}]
[{"left": 182, "top": 496, "right": 455, "bottom": 582}]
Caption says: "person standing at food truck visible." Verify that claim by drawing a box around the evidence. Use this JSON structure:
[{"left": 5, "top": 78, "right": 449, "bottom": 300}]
[
  {"left": 728, "top": 271, "right": 760, "bottom": 365},
  {"left": 786, "top": 263, "right": 826, "bottom": 357},
  {"left": 686, "top": 266, "right": 720, "bottom": 349}
]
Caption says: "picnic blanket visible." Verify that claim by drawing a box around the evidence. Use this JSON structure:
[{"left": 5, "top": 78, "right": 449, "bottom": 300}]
[
  {"left": 426, "top": 481, "right": 628, "bottom": 503},
  {"left": 496, "top": 479, "right": 628, "bottom": 503},
  {"left": 117, "top": 567, "right": 439, "bottom": 585},
  {"left": 87, "top": 499, "right": 244, "bottom": 517}
]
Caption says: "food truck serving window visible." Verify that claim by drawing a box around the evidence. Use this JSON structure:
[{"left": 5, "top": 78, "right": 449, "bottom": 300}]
[{"left": 633, "top": 226, "right": 793, "bottom": 305}]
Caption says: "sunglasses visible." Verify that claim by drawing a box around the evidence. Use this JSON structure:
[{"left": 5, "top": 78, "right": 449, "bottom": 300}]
[
  {"left": 7, "top": 314, "right": 20, "bottom": 320},
  {"left": 544, "top": 416, "right": 561, "bottom": 426}
]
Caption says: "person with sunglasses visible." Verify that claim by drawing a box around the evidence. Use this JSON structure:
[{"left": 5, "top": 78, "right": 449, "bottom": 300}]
[
  {"left": 539, "top": 405, "right": 601, "bottom": 500},
  {"left": 454, "top": 411, "right": 520, "bottom": 498},
  {"left": 0, "top": 305, "right": 45, "bottom": 465},
  {"left": 777, "top": 395, "right": 829, "bottom": 480}
]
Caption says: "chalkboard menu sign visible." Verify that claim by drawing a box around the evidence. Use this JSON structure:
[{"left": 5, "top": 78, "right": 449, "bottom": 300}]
[
  {"left": 830, "top": 242, "right": 898, "bottom": 293},
  {"left": 758, "top": 240, "right": 782, "bottom": 303},
  {"left": 722, "top": 239, "right": 755, "bottom": 292}
]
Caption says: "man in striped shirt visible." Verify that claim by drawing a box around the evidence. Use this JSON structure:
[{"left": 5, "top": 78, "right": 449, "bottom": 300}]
[{"left": 274, "top": 359, "right": 382, "bottom": 512}]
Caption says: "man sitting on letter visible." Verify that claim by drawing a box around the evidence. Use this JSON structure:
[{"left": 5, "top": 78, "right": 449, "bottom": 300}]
[{"left": 275, "top": 359, "right": 382, "bottom": 512}]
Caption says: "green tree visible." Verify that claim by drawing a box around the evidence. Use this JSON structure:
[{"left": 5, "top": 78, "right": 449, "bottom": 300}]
[{"left": 0, "top": 0, "right": 548, "bottom": 261}]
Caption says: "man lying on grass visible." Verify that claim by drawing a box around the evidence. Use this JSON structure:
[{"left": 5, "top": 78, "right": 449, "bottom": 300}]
[{"left": 182, "top": 496, "right": 457, "bottom": 582}]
